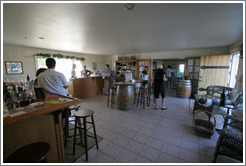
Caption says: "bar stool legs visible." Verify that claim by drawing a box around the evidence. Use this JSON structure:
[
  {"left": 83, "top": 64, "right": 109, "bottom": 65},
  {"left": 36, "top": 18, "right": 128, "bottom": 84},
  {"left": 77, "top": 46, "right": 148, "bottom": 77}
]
[
  {"left": 73, "top": 109, "right": 99, "bottom": 161},
  {"left": 147, "top": 86, "right": 155, "bottom": 107},
  {"left": 107, "top": 87, "right": 116, "bottom": 108},
  {"left": 64, "top": 105, "right": 81, "bottom": 147},
  {"left": 137, "top": 87, "right": 148, "bottom": 109}
]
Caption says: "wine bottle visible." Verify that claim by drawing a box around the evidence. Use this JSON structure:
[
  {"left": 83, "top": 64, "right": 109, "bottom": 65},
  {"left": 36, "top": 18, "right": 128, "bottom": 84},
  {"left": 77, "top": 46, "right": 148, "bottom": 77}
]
[
  {"left": 220, "top": 88, "right": 226, "bottom": 107},
  {"left": 6, "top": 96, "right": 14, "bottom": 110},
  {"left": 27, "top": 74, "right": 30, "bottom": 81}
]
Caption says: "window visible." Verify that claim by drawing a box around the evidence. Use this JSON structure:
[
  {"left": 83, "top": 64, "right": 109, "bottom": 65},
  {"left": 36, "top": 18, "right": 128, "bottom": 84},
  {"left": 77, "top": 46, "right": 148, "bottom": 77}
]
[
  {"left": 177, "top": 64, "right": 184, "bottom": 77},
  {"left": 35, "top": 57, "right": 83, "bottom": 80},
  {"left": 228, "top": 52, "right": 240, "bottom": 88}
]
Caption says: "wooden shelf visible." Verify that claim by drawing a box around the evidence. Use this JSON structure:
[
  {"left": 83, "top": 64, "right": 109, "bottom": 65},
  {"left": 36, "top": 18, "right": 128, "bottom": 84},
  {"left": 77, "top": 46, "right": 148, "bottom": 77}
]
[
  {"left": 116, "top": 60, "right": 136, "bottom": 63},
  {"left": 115, "top": 60, "right": 137, "bottom": 79}
]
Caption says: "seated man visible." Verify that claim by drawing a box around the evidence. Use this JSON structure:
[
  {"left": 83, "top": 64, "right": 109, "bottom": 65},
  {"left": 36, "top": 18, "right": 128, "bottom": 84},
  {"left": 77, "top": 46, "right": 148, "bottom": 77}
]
[{"left": 38, "top": 58, "right": 68, "bottom": 96}]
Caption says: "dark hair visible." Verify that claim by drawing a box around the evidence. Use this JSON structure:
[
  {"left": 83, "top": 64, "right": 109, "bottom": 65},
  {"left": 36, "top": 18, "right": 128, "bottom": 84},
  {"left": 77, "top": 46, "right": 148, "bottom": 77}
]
[
  {"left": 46, "top": 58, "right": 56, "bottom": 68},
  {"left": 105, "top": 64, "right": 110, "bottom": 68},
  {"left": 36, "top": 68, "right": 47, "bottom": 77}
]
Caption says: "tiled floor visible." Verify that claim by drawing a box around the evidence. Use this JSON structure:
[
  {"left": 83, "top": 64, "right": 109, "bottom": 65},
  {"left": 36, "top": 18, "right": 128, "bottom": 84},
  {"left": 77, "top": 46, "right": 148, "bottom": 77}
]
[{"left": 72, "top": 89, "right": 240, "bottom": 163}]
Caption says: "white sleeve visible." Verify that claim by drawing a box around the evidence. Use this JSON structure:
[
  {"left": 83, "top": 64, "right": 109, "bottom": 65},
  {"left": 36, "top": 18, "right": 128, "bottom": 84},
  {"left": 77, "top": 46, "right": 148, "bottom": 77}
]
[{"left": 61, "top": 74, "right": 68, "bottom": 86}]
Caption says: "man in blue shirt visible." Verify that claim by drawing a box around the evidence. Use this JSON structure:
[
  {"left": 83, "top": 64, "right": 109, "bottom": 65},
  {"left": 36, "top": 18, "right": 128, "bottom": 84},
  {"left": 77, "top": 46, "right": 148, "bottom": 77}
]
[{"left": 105, "top": 64, "right": 115, "bottom": 88}]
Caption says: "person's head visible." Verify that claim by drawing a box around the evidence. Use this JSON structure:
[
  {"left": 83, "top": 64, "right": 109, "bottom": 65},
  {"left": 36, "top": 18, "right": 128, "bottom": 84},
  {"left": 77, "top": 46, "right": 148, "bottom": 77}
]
[
  {"left": 105, "top": 64, "right": 110, "bottom": 70},
  {"left": 157, "top": 65, "right": 163, "bottom": 69},
  {"left": 46, "top": 58, "right": 56, "bottom": 69},
  {"left": 83, "top": 65, "right": 86, "bottom": 70},
  {"left": 144, "top": 66, "right": 148, "bottom": 71},
  {"left": 36, "top": 68, "right": 47, "bottom": 77},
  {"left": 168, "top": 65, "right": 171, "bottom": 69},
  {"left": 155, "top": 68, "right": 164, "bottom": 77}
]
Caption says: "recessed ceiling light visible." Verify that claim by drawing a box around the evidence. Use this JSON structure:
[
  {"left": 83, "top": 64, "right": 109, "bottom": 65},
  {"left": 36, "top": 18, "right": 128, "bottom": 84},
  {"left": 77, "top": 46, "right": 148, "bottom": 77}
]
[
  {"left": 38, "top": 37, "right": 45, "bottom": 39},
  {"left": 124, "top": 3, "right": 135, "bottom": 11}
]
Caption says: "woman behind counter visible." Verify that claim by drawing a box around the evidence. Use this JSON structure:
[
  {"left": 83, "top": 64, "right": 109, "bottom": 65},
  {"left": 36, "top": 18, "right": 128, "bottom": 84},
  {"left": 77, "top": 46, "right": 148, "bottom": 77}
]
[
  {"left": 71, "top": 64, "right": 77, "bottom": 79},
  {"left": 140, "top": 66, "right": 149, "bottom": 87},
  {"left": 81, "top": 65, "right": 91, "bottom": 77}
]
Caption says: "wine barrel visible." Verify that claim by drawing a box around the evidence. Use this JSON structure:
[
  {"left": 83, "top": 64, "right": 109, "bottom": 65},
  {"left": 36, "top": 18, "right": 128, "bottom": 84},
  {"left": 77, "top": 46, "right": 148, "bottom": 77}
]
[
  {"left": 176, "top": 80, "right": 192, "bottom": 98},
  {"left": 117, "top": 84, "right": 135, "bottom": 111}
]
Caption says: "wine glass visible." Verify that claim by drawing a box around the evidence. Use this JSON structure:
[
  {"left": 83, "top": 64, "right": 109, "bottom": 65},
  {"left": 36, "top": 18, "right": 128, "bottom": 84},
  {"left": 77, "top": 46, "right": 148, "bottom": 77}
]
[
  {"left": 25, "top": 90, "right": 34, "bottom": 105},
  {"left": 14, "top": 92, "right": 24, "bottom": 110}
]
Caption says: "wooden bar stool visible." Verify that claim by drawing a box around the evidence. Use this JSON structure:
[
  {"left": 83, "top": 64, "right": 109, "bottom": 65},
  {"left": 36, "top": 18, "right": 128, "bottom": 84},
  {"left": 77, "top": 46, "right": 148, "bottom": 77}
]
[
  {"left": 73, "top": 109, "right": 99, "bottom": 161},
  {"left": 107, "top": 87, "right": 117, "bottom": 108},
  {"left": 147, "top": 86, "right": 155, "bottom": 107},
  {"left": 6, "top": 142, "right": 50, "bottom": 163},
  {"left": 137, "top": 86, "right": 148, "bottom": 109},
  {"left": 64, "top": 104, "right": 81, "bottom": 147}
]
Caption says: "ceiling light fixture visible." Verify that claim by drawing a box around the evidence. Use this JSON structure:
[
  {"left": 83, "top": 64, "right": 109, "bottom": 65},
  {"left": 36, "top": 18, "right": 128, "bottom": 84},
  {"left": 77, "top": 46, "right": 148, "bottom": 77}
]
[
  {"left": 124, "top": 3, "right": 135, "bottom": 11},
  {"left": 38, "top": 37, "right": 45, "bottom": 39}
]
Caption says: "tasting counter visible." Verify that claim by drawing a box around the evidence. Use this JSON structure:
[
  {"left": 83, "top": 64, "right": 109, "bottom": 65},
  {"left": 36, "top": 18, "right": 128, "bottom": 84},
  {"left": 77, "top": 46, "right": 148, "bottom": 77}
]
[
  {"left": 68, "top": 76, "right": 104, "bottom": 99},
  {"left": 3, "top": 93, "right": 81, "bottom": 163}
]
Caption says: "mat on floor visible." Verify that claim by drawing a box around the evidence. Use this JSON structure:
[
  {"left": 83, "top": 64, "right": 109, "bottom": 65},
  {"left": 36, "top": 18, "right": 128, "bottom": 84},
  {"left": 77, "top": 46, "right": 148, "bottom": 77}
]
[{"left": 64, "top": 124, "right": 103, "bottom": 162}]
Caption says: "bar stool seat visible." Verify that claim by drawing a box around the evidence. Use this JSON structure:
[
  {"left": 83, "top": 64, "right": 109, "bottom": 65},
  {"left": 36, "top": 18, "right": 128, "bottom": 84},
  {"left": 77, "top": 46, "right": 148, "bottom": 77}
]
[
  {"left": 6, "top": 142, "right": 50, "bottom": 163},
  {"left": 73, "top": 109, "right": 99, "bottom": 161}
]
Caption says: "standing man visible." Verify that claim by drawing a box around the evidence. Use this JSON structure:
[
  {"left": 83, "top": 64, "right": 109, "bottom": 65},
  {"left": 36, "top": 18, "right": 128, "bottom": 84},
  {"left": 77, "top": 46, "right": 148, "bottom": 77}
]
[
  {"left": 166, "top": 65, "right": 173, "bottom": 88},
  {"left": 38, "top": 58, "right": 68, "bottom": 96},
  {"left": 105, "top": 64, "right": 115, "bottom": 88}
]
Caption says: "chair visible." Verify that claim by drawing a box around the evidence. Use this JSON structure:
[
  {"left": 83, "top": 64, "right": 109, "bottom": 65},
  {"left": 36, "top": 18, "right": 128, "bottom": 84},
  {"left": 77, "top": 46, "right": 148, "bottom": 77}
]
[
  {"left": 195, "top": 86, "right": 241, "bottom": 115},
  {"left": 6, "top": 142, "right": 50, "bottom": 163},
  {"left": 193, "top": 95, "right": 213, "bottom": 114},
  {"left": 73, "top": 109, "right": 99, "bottom": 161},
  {"left": 213, "top": 115, "right": 243, "bottom": 162},
  {"left": 107, "top": 87, "right": 117, "bottom": 108}
]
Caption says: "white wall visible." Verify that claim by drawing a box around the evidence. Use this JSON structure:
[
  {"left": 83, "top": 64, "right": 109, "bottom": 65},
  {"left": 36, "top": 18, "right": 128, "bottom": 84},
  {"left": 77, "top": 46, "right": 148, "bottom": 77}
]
[
  {"left": 3, "top": 44, "right": 108, "bottom": 82},
  {"left": 108, "top": 46, "right": 230, "bottom": 72},
  {"left": 136, "top": 46, "right": 230, "bottom": 59}
]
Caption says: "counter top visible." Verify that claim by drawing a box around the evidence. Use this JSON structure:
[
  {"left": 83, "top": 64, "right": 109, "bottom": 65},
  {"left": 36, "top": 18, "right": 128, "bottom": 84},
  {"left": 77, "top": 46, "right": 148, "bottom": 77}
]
[
  {"left": 114, "top": 82, "right": 136, "bottom": 86},
  {"left": 3, "top": 93, "right": 81, "bottom": 127}
]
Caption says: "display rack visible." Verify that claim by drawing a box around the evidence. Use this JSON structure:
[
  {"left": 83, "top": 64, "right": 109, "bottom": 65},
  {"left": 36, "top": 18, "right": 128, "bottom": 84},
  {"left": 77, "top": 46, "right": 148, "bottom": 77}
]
[{"left": 115, "top": 60, "right": 137, "bottom": 79}]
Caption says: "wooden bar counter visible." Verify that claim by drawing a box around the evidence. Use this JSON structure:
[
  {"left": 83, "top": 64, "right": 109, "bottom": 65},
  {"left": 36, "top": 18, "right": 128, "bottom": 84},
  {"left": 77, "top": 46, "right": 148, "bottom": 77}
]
[
  {"left": 3, "top": 93, "right": 81, "bottom": 163},
  {"left": 68, "top": 76, "right": 104, "bottom": 99}
]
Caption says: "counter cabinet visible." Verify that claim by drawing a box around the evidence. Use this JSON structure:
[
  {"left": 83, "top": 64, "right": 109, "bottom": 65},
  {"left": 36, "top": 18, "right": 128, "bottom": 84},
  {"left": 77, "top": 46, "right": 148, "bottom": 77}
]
[{"left": 68, "top": 76, "right": 104, "bottom": 99}]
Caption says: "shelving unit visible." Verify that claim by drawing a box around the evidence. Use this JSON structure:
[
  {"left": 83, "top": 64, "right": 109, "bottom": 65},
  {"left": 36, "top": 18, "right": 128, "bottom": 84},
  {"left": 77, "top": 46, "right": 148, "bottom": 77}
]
[
  {"left": 115, "top": 60, "right": 137, "bottom": 79},
  {"left": 136, "top": 59, "right": 152, "bottom": 81},
  {"left": 184, "top": 57, "right": 200, "bottom": 95}
]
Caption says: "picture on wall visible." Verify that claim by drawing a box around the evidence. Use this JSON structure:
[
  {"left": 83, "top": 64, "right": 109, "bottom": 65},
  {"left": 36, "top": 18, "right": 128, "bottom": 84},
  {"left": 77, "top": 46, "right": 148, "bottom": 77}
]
[
  {"left": 139, "top": 61, "right": 144, "bottom": 66},
  {"left": 93, "top": 62, "right": 97, "bottom": 70},
  {"left": 5, "top": 61, "right": 23, "bottom": 75}
]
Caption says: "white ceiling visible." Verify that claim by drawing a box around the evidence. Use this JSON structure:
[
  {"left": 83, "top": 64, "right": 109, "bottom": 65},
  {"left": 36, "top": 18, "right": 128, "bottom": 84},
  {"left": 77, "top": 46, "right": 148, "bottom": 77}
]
[{"left": 3, "top": 3, "right": 243, "bottom": 56}]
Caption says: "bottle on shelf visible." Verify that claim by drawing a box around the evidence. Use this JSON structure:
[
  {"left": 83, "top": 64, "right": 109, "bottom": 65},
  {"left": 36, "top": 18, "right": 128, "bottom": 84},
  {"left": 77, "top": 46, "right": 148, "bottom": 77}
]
[
  {"left": 6, "top": 96, "right": 14, "bottom": 110},
  {"left": 26, "top": 74, "right": 30, "bottom": 81},
  {"left": 220, "top": 88, "right": 226, "bottom": 107}
]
